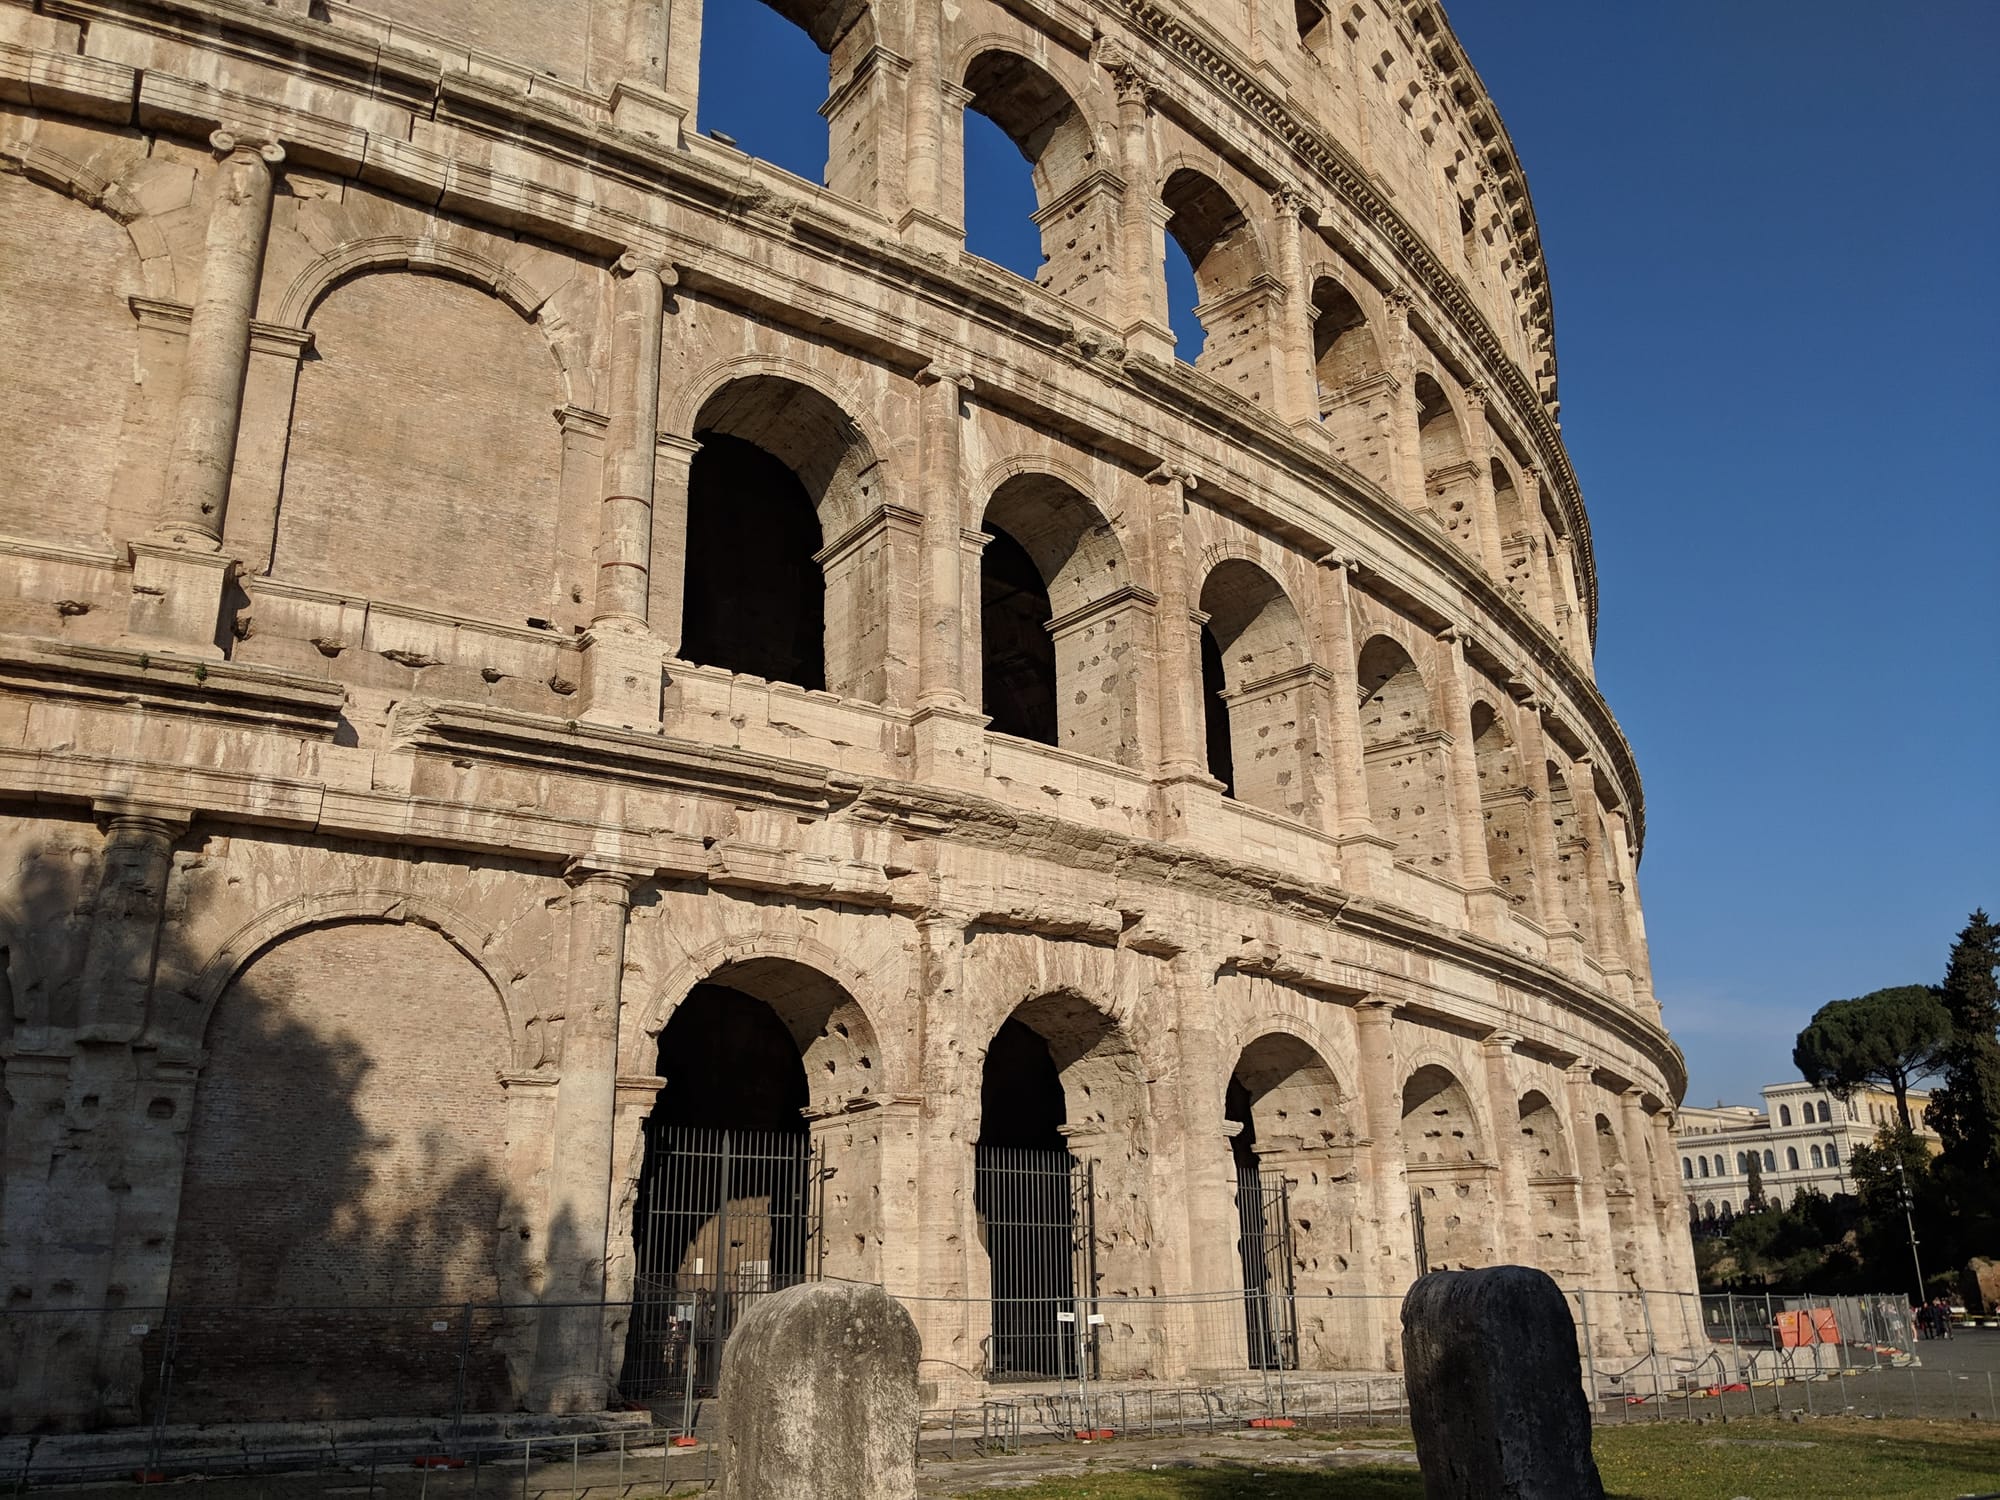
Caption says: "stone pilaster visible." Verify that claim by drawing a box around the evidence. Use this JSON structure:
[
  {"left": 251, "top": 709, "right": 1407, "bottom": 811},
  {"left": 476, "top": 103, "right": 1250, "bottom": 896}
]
[
  {"left": 132, "top": 131, "right": 283, "bottom": 653},
  {"left": 1267, "top": 189, "right": 1318, "bottom": 426},
  {"left": 1561, "top": 1063, "right": 1620, "bottom": 1298},
  {"left": 1380, "top": 289, "right": 1423, "bottom": 510},
  {"left": 649, "top": 433, "right": 701, "bottom": 656},
  {"left": 1618, "top": 1088, "right": 1668, "bottom": 1293},
  {"left": 529, "top": 861, "right": 640, "bottom": 1412},
  {"left": 1315, "top": 555, "right": 1391, "bottom": 885},
  {"left": 1435, "top": 628, "right": 1503, "bottom": 934},
  {"left": 1569, "top": 756, "right": 1629, "bottom": 986},
  {"left": 911, "top": 366, "right": 986, "bottom": 789},
  {"left": 1354, "top": 999, "right": 1414, "bottom": 1368},
  {"left": 898, "top": 0, "right": 958, "bottom": 248},
  {"left": 1147, "top": 466, "right": 1207, "bottom": 786},
  {"left": 1113, "top": 63, "right": 1175, "bottom": 361},
  {"left": 1459, "top": 384, "right": 1508, "bottom": 580},
  {"left": 579, "top": 252, "right": 675, "bottom": 731},
  {"left": 1479, "top": 1031, "right": 1531, "bottom": 1265},
  {"left": 1515, "top": 699, "right": 1585, "bottom": 968}
]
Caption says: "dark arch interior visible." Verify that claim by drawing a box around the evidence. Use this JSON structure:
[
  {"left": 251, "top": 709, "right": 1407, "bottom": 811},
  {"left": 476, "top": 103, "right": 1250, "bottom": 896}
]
[
  {"left": 1225, "top": 1073, "right": 1258, "bottom": 1171},
  {"left": 979, "top": 526, "right": 1058, "bottom": 745},
  {"left": 978, "top": 1016, "right": 1067, "bottom": 1149},
  {"left": 976, "top": 1016, "right": 1076, "bottom": 1379},
  {"left": 682, "top": 432, "right": 826, "bottom": 690},
  {"left": 1201, "top": 623, "right": 1235, "bottom": 795},
  {"left": 625, "top": 983, "right": 812, "bottom": 1402}
]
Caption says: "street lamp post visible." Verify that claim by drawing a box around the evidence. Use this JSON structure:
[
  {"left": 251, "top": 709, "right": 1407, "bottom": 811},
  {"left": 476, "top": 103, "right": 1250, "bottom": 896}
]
[{"left": 1895, "top": 1159, "right": 1926, "bottom": 1304}]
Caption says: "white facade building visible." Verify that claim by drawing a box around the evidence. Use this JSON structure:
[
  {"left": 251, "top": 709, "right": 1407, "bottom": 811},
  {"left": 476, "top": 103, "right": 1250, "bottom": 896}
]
[{"left": 1675, "top": 1082, "right": 1937, "bottom": 1220}]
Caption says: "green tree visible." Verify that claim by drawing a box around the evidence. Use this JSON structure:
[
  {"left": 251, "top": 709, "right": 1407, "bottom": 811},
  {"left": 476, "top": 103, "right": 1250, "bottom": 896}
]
[
  {"left": 1792, "top": 984, "right": 1950, "bottom": 1132},
  {"left": 1745, "top": 1150, "right": 1766, "bottom": 1210},
  {"left": 1927, "top": 909, "right": 2000, "bottom": 1178}
]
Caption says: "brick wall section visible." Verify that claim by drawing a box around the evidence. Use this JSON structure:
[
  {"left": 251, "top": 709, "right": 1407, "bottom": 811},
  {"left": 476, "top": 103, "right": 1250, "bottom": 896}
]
[{"left": 273, "top": 273, "right": 565, "bottom": 627}]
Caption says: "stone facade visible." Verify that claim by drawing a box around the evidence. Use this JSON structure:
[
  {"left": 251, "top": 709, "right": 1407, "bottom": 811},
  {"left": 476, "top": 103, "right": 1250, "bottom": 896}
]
[
  {"left": 1678, "top": 1084, "right": 1938, "bottom": 1219},
  {"left": 0, "top": 0, "right": 1695, "bottom": 1429}
]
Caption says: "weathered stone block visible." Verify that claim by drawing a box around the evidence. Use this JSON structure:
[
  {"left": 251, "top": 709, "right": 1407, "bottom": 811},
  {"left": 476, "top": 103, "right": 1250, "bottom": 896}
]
[
  {"left": 717, "top": 1281, "right": 921, "bottom": 1500},
  {"left": 1401, "top": 1265, "right": 1604, "bottom": 1500}
]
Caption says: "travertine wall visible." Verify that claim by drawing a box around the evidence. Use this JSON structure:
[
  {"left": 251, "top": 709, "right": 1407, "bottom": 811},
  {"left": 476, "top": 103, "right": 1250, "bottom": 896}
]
[{"left": 0, "top": 0, "right": 1692, "bottom": 1429}]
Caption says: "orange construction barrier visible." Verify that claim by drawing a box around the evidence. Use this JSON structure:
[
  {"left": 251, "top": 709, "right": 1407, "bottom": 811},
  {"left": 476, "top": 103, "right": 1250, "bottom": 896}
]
[{"left": 1774, "top": 1307, "right": 1841, "bottom": 1347}]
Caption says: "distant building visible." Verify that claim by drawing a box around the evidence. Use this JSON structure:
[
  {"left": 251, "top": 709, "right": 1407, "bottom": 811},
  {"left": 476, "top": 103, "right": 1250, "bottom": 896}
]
[{"left": 1674, "top": 1082, "right": 1938, "bottom": 1223}]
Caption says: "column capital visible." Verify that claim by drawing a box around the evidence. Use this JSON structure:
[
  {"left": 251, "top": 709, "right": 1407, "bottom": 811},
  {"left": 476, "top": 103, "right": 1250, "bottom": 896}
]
[
  {"left": 208, "top": 129, "right": 285, "bottom": 165},
  {"left": 91, "top": 799, "right": 192, "bottom": 838},
  {"left": 1355, "top": 996, "right": 1398, "bottom": 1022},
  {"left": 1481, "top": 1028, "right": 1521, "bottom": 1052},
  {"left": 1145, "top": 462, "right": 1196, "bottom": 492},
  {"left": 614, "top": 249, "right": 680, "bottom": 291},
  {"left": 917, "top": 361, "right": 974, "bottom": 394},
  {"left": 1562, "top": 1058, "right": 1595, "bottom": 1083},
  {"left": 1315, "top": 549, "right": 1364, "bottom": 576},
  {"left": 1271, "top": 185, "right": 1311, "bottom": 220},
  {"left": 1463, "top": 379, "right": 1490, "bottom": 413},
  {"left": 1382, "top": 286, "right": 1416, "bottom": 320},
  {"left": 563, "top": 856, "right": 648, "bottom": 894}
]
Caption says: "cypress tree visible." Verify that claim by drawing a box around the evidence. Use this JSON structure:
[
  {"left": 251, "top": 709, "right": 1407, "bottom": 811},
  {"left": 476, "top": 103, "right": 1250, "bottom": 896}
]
[{"left": 1927, "top": 909, "right": 2000, "bottom": 1177}]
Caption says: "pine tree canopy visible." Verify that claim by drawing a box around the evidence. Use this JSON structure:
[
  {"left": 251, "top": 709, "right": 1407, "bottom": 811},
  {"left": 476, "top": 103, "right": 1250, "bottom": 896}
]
[{"left": 1792, "top": 985, "right": 1949, "bottom": 1133}]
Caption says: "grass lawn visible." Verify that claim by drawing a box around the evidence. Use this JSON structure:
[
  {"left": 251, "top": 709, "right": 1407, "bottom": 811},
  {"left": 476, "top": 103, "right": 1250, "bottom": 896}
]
[{"left": 946, "top": 1418, "right": 2000, "bottom": 1499}]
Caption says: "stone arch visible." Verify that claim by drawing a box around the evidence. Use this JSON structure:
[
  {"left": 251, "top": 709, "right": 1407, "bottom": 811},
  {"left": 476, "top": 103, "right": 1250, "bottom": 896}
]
[
  {"left": 0, "top": 163, "right": 159, "bottom": 549},
  {"left": 680, "top": 372, "right": 891, "bottom": 699},
  {"left": 978, "top": 470, "right": 1142, "bottom": 764},
  {"left": 169, "top": 914, "right": 518, "bottom": 1416},
  {"left": 960, "top": 48, "right": 1108, "bottom": 307},
  {"left": 1356, "top": 634, "right": 1453, "bottom": 872},
  {"left": 1491, "top": 456, "right": 1538, "bottom": 606},
  {"left": 1310, "top": 276, "right": 1382, "bottom": 399},
  {"left": 1470, "top": 698, "right": 1535, "bottom": 907},
  {"left": 1198, "top": 559, "right": 1310, "bottom": 817},
  {"left": 1518, "top": 1086, "right": 1583, "bottom": 1281},
  {"left": 183, "top": 889, "right": 512, "bottom": 1050},
  {"left": 273, "top": 265, "right": 567, "bottom": 624},
  {"left": 1413, "top": 372, "right": 1480, "bottom": 554},
  {"left": 1544, "top": 761, "right": 1591, "bottom": 936},
  {"left": 1401, "top": 1060, "right": 1493, "bottom": 1271},
  {"left": 1161, "top": 163, "right": 1266, "bottom": 373}
]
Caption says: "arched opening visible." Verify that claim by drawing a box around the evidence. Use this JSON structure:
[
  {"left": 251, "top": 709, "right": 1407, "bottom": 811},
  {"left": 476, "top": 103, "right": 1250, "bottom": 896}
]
[
  {"left": 1164, "top": 234, "right": 1203, "bottom": 360},
  {"left": 683, "top": 377, "right": 885, "bottom": 700},
  {"left": 975, "top": 992, "right": 1148, "bottom": 1380},
  {"left": 1470, "top": 701, "right": 1535, "bottom": 908},
  {"left": 979, "top": 526, "right": 1059, "bottom": 745},
  {"left": 624, "top": 958, "right": 877, "bottom": 1404},
  {"left": 1402, "top": 1065, "right": 1493, "bottom": 1272},
  {"left": 1200, "top": 622, "right": 1234, "bottom": 793},
  {"left": 1492, "top": 458, "right": 1534, "bottom": 605},
  {"left": 1698, "top": 1156, "right": 1710, "bottom": 1178},
  {"left": 1357, "top": 636, "right": 1453, "bottom": 872},
  {"left": 1311, "top": 277, "right": 1393, "bottom": 487},
  {"left": 1227, "top": 1034, "right": 1363, "bottom": 1371},
  {"left": 960, "top": 51, "right": 1102, "bottom": 303},
  {"left": 698, "top": 0, "right": 838, "bottom": 182},
  {"left": 1544, "top": 763, "right": 1591, "bottom": 936},
  {"left": 1519, "top": 1089, "right": 1582, "bottom": 1281},
  {"left": 1594, "top": 1112, "right": 1644, "bottom": 1308},
  {"left": 1162, "top": 168, "right": 1260, "bottom": 372},
  {"left": 1414, "top": 373, "right": 1479, "bottom": 554},
  {"left": 1198, "top": 561, "right": 1309, "bottom": 818},
  {"left": 979, "top": 474, "right": 1139, "bottom": 765}
]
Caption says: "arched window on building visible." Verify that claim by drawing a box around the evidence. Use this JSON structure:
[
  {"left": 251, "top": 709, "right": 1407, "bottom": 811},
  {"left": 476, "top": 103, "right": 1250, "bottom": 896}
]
[
  {"left": 960, "top": 52, "right": 1095, "bottom": 293},
  {"left": 1356, "top": 636, "right": 1454, "bottom": 873},
  {"left": 1763, "top": 1150, "right": 1776, "bottom": 1171},
  {"left": 699, "top": 0, "right": 837, "bottom": 183},
  {"left": 1779, "top": 1105, "right": 1792, "bottom": 1126},
  {"left": 1713, "top": 1154, "right": 1724, "bottom": 1177},
  {"left": 1817, "top": 1100, "right": 1831, "bottom": 1123},
  {"left": 1198, "top": 561, "right": 1310, "bottom": 817},
  {"left": 1470, "top": 700, "right": 1536, "bottom": 908},
  {"left": 1735, "top": 1151, "right": 1747, "bottom": 1173},
  {"left": 1161, "top": 168, "right": 1261, "bottom": 377},
  {"left": 1682, "top": 1157, "right": 1693, "bottom": 1179},
  {"left": 1412, "top": 374, "right": 1480, "bottom": 556},
  {"left": 1810, "top": 1145, "right": 1824, "bottom": 1168},
  {"left": 1786, "top": 1147, "right": 1800, "bottom": 1171},
  {"left": 1826, "top": 1142, "right": 1839, "bottom": 1166},
  {"left": 1697, "top": 1157, "right": 1708, "bottom": 1178}
]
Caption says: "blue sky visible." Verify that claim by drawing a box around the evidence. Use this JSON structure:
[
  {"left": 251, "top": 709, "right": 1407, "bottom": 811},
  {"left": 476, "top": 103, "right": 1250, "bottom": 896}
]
[{"left": 697, "top": 3, "right": 1999, "bottom": 1109}]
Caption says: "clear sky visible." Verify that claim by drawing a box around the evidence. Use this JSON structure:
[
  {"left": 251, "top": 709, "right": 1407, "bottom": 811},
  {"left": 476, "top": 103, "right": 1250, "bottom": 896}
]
[{"left": 696, "top": 2, "right": 1999, "bottom": 1109}]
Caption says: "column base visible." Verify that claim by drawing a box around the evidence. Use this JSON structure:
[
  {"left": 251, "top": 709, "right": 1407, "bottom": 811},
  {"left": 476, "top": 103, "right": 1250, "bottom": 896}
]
[
  {"left": 896, "top": 208, "right": 964, "bottom": 255},
  {"left": 122, "top": 540, "right": 234, "bottom": 657},
  {"left": 577, "top": 628, "right": 665, "bottom": 732},
  {"left": 1465, "top": 883, "right": 1512, "bottom": 941},
  {"left": 908, "top": 700, "right": 988, "bottom": 793},
  {"left": 1121, "top": 319, "right": 1177, "bottom": 364},
  {"left": 1334, "top": 831, "right": 1396, "bottom": 890},
  {"left": 1151, "top": 771, "right": 1225, "bottom": 843}
]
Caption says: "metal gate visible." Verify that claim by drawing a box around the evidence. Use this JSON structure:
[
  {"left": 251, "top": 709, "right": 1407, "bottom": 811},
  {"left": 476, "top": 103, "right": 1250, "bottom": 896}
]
[
  {"left": 1236, "top": 1166, "right": 1298, "bottom": 1371},
  {"left": 975, "top": 1145, "right": 1096, "bottom": 1381},
  {"left": 622, "top": 1125, "right": 823, "bottom": 1403}
]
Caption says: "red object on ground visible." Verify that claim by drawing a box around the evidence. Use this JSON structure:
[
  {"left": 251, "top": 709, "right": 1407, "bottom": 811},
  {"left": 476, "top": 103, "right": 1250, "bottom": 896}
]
[
  {"left": 1247, "top": 1417, "right": 1297, "bottom": 1428},
  {"left": 1073, "top": 1429, "right": 1117, "bottom": 1440},
  {"left": 670, "top": 1436, "right": 700, "bottom": 1448}
]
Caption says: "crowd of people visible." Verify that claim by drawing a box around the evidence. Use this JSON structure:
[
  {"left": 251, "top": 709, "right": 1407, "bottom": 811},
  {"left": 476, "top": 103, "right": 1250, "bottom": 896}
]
[{"left": 1916, "top": 1296, "right": 1956, "bottom": 1340}]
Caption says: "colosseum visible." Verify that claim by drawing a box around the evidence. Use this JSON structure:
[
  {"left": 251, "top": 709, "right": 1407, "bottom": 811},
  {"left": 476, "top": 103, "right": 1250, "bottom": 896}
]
[{"left": 0, "top": 0, "right": 1695, "bottom": 1429}]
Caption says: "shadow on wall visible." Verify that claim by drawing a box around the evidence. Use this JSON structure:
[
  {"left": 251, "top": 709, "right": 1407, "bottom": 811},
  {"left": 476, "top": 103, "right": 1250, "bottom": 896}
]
[{"left": 0, "top": 815, "right": 553, "bottom": 1431}]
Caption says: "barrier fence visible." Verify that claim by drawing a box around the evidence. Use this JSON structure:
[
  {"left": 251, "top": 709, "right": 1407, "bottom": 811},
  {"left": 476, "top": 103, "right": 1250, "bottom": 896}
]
[{"left": 0, "top": 1285, "right": 1942, "bottom": 1490}]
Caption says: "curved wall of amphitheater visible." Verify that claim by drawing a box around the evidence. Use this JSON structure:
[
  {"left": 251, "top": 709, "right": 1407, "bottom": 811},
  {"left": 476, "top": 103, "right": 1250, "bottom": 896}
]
[{"left": 0, "top": 0, "right": 1695, "bottom": 1426}]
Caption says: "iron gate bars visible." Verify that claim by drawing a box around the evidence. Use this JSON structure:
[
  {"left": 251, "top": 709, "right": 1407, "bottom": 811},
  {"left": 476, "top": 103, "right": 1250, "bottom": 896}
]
[
  {"left": 623, "top": 1125, "right": 823, "bottom": 1403},
  {"left": 974, "top": 1146, "right": 1096, "bottom": 1381},
  {"left": 1236, "top": 1166, "right": 1299, "bottom": 1371}
]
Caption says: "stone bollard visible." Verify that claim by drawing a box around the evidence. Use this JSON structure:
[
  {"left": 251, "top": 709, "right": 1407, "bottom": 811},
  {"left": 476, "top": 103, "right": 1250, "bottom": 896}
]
[
  {"left": 1401, "top": 1265, "right": 1606, "bottom": 1500},
  {"left": 717, "top": 1281, "right": 922, "bottom": 1500}
]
